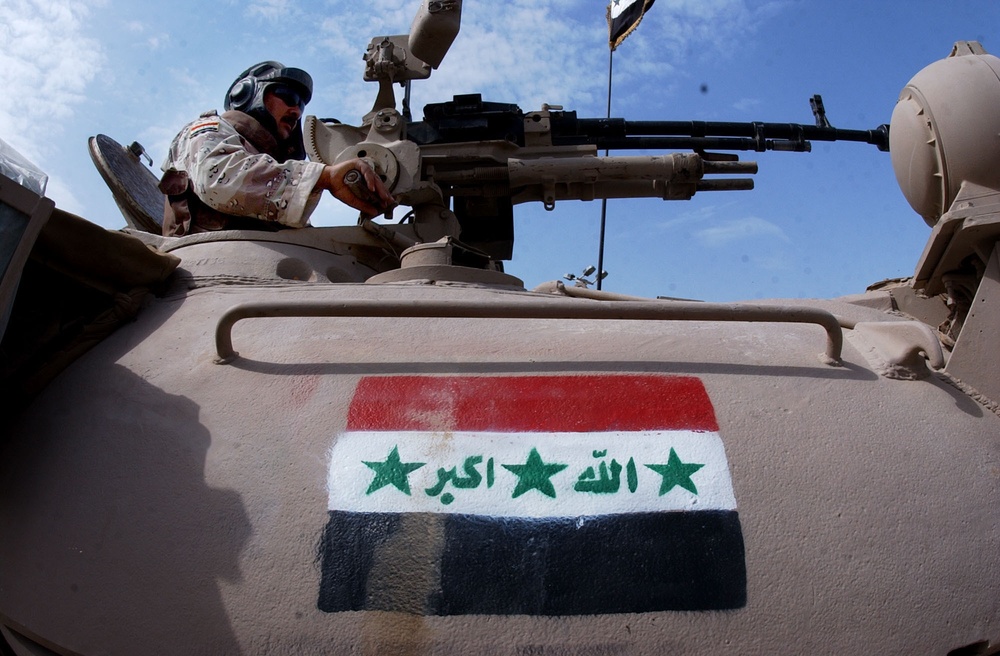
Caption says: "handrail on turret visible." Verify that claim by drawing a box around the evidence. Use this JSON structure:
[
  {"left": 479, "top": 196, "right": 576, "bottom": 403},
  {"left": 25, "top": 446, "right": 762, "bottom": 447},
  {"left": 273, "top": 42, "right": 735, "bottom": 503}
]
[{"left": 213, "top": 297, "right": 844, "bottom": 365}]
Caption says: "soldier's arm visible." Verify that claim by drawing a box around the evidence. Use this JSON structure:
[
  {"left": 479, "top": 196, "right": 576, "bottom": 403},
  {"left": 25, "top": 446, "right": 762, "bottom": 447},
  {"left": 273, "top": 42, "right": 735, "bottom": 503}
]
[
  {"left": 315, "top": 159, "right": 396, "bottom": 218},
  {"left": 184, "top": 120, "right": 394, "bottom": 224},
  {"left": 186, "top": 127, "right": 325, "bottom": 227}
]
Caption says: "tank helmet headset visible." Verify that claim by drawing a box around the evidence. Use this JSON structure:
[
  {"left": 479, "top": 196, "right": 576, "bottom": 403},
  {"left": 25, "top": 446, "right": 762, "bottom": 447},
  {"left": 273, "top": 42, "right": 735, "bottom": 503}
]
[{"left": 224, "top": 60, "right": 313, "bottom": 120}]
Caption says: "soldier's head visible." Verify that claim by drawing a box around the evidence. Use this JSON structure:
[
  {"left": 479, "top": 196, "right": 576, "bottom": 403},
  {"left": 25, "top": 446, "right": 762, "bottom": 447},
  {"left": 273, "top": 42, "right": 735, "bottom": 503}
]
[{"left": 225, "top": 61, "right": 313, "bottom": 141}]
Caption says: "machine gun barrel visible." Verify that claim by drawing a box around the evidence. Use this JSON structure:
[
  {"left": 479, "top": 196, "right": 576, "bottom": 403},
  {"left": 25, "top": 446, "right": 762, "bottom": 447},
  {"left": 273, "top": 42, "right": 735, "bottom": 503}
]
[
  {"left": 431, "top": 155, "right": 757, "bottom": 185},
  {"left": 551, "top": 118, "right": 891, "bottom": 153},
  {"left": 430, "top": 152, "right": 757, "bottom": 208}
]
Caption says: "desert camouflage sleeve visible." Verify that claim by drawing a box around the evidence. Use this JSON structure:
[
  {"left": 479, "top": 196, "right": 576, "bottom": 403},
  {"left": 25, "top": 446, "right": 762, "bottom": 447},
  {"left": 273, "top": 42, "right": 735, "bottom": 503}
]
[{"left": 166, "top": 115, "right": 326, "bottom": 228}]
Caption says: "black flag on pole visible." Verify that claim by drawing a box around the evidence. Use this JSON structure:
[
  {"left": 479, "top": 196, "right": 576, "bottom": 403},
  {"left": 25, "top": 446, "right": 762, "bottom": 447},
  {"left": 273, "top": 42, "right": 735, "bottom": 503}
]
[{"left": 607, "top": 0, "right": 655, "bottom": 51}]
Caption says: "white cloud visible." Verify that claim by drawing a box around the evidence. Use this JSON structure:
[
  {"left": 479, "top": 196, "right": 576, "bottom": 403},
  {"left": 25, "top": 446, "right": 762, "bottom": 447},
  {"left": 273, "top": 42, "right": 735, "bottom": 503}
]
[
  {"left": 0, "top": 0, "right": 104, "bottom": 162},
  {"left": 313, "top": 0, "right": 608, "bottom": 119},
  {"left": 303, "top": 0, "right": 781, "bottom": 123},
  {"left": 694, "top": 216, "right": 790, "bottom": 246},
  {"left": 733, "top": 97, "right": 761, "bottom": 113},
  {"left": 246, "top": 0, "right": 297, "bottom": 21},
  {"left": 654, "top": 203, "right": 724, "bottom": 231},
  {"left": 605, "top": 0, "right": 784, "bottom": 108}
]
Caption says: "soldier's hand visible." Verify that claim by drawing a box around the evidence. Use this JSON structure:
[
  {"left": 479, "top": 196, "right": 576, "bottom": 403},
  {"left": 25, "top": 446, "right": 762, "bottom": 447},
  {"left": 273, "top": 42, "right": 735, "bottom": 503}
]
[{"left": 319, "top": 159, "right": 396, "bottom": 218}]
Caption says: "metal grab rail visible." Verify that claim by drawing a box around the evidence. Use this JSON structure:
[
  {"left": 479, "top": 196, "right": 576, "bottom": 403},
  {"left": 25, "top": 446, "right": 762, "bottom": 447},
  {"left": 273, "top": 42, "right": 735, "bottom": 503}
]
[{"left": 214, "top": 298, "right": 844, "bottom": 365}]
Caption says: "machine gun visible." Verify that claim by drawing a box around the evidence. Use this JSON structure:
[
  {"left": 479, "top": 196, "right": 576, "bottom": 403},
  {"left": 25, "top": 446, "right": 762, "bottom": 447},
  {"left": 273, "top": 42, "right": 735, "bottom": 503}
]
[{"left": 303, "top": 0, "right": 889, "bottom": 262}]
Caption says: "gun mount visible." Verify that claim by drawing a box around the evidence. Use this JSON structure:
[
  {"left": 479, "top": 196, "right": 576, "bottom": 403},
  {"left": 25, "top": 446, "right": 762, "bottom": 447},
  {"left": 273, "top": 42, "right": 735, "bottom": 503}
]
[{"left": 304, "top": 0, "right": 889, "bottom": 261}]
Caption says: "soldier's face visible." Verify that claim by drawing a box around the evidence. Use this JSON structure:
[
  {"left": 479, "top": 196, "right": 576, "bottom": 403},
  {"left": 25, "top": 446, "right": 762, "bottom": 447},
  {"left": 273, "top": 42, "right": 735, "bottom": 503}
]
[{"left": 264, "top": 87, "right": 303, "bottom": 140}]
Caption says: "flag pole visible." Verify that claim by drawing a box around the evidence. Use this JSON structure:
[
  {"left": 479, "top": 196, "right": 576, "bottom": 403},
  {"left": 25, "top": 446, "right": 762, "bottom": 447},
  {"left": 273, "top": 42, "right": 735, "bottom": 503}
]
[{"left": 596, "top": 47, "right": 613, "bottom": 291}]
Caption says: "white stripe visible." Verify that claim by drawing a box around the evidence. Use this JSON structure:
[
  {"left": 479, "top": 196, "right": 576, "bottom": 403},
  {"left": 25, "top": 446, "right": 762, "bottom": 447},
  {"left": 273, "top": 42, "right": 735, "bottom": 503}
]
[
  {"left": 328, "top": 431, "right": 736, "bottom": 518},
  {"left": 610, "top": 0, "right": 640, "bottom": 20}
]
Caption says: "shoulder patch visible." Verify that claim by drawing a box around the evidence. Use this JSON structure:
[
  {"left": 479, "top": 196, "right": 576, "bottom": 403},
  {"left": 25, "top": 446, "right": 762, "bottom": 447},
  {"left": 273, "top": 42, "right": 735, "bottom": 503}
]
[{"left": 189, "top": 117, "right": 220, "bottom": 138}]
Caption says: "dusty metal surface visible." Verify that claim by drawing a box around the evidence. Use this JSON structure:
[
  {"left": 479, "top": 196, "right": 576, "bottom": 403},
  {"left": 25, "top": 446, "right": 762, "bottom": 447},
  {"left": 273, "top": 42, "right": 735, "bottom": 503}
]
[
  {"left": 946, "top": 244, "right": 1000, "bottom": 402},
  {"left": 0, "top": 264, "right": 998, "bottom": 654}
]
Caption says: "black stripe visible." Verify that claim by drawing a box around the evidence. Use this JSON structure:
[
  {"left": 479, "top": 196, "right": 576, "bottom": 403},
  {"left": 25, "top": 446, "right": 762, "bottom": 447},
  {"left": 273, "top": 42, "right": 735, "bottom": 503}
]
[
  {"left": 610, "top": 0, "right": 651, "bottom": 42},
  {"left": 317, "top": 512, "right": 401, "bottom": 612},
  {"left": 318, "top": 510, "right": 745, "bottom": 615}
]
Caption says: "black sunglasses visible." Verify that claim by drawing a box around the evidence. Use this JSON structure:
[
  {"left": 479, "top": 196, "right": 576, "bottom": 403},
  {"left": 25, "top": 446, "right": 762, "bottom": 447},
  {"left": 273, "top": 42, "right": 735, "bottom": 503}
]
[{"left": 269, "top": 85, "right": 306, "bottom": 110}]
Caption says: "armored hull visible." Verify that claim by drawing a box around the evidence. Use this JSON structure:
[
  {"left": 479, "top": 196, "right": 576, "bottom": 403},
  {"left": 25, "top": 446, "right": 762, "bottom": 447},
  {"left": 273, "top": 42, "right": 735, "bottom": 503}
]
[
  {"left": 2, "top": 3, "right": 1000, "bottom": 651},
  {"left": 0, "top": 230, "right": 997, "bottom": 655}
]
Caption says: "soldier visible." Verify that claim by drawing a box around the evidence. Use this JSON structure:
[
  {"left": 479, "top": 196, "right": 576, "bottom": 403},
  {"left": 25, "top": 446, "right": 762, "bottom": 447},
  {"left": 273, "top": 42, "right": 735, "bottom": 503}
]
[{"left": 159, "top": 61, "right": 394, "bottom": 237}]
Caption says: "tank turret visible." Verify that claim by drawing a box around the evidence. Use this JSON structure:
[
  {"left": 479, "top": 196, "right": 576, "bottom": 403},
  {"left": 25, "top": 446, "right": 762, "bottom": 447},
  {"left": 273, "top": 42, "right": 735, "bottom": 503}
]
[{"left": 0, "top": 4, "right": 997, "bottom": 655}]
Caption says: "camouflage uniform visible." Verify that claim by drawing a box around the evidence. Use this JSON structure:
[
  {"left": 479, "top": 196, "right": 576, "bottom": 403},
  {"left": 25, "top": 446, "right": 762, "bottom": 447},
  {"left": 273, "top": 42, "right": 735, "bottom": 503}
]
[{"left": 159, "top": 110, "right": 325, "bottom": 237}]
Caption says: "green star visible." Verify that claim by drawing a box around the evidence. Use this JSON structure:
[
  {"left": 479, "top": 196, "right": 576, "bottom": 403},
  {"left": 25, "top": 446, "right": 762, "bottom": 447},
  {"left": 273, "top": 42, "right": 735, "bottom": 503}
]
[
  {"left": 645, "top": 448, "right": 705, "bottom": 496},
  {"left": 363, "top": 446, "right": 425, "bottom": 496},
  {"left": 502, "top": 448, "right": 568, "bottom": 499}
]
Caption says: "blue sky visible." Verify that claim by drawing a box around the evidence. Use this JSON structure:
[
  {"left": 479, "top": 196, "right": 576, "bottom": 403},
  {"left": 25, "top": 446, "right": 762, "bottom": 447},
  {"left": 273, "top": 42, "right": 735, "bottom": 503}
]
[{"left": 3, "top": 0, "right": 998, "bottom": 301}]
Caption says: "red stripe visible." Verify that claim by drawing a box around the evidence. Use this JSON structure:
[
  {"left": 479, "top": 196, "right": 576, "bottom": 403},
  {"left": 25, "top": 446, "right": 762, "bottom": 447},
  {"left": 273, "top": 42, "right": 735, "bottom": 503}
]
[{"left": 347, "top": 375, "right": 718, "bottom": 432}]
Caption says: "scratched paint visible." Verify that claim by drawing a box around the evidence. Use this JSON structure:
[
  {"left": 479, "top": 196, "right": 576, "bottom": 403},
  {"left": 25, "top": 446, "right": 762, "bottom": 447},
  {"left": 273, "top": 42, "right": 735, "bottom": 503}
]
[{"left": 318, "top": 374, "right": 746, "bottom": 615}]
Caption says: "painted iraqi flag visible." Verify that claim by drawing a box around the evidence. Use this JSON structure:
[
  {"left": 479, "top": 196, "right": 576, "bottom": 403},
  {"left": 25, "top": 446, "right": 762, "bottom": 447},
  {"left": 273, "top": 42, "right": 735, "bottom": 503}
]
[{"left": 318, "top": 375, "right": 746, "bottom": 615}]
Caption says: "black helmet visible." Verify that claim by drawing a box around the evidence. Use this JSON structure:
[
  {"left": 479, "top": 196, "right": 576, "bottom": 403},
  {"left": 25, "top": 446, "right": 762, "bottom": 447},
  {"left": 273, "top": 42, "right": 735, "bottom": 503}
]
[{"left": 224, "top": 61, "right": 313, "bottom": 114}]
